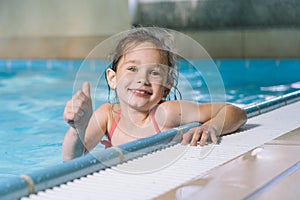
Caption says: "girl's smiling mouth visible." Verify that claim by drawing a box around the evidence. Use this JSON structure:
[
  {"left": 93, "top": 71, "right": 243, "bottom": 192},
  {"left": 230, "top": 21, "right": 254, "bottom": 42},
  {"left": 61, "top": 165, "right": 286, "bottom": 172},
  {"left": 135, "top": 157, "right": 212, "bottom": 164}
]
[{"left": 129, "top": 88, "right": 153, "bottom": 96}]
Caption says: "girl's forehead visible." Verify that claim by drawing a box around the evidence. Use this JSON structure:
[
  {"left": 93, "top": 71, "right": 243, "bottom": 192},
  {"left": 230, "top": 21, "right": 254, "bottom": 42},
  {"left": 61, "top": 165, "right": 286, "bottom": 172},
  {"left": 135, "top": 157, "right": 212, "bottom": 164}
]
[
  {"left": 121, "top": 42, "right": 164, "bottom": 64},
  {"left": 125, "top": 42, "right": 160, "bottom": 54}
]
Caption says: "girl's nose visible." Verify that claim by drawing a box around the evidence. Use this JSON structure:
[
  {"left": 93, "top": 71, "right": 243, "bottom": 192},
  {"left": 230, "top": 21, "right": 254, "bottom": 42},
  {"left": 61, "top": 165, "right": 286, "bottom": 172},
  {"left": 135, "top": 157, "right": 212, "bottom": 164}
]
[
  {"left": 137, "top": 78, "right": 150, "bottom": 86},
  {"left": 137, "top": 73, "right": 150, "bottom": 86}
]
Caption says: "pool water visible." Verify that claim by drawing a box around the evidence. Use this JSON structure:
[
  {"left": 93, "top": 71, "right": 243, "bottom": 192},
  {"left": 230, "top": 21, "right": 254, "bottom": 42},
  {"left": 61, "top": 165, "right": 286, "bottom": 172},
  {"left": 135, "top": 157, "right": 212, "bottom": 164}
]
[{"left": 0, "top": 59, "right": 299, "bottom": 178}]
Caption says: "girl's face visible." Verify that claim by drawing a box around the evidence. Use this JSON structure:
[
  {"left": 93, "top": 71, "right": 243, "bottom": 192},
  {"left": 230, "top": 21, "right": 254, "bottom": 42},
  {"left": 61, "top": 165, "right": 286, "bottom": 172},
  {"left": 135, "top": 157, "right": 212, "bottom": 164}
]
[{"left": 107, "top": 42, "right": 171, "bottom": 111}]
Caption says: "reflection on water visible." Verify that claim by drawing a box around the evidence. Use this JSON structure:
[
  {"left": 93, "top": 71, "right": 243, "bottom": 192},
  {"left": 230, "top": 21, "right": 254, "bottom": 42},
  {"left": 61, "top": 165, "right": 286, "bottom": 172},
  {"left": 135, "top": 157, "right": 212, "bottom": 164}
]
[{"left": 261, "top": 84, "right": 290, "bottom": 92}]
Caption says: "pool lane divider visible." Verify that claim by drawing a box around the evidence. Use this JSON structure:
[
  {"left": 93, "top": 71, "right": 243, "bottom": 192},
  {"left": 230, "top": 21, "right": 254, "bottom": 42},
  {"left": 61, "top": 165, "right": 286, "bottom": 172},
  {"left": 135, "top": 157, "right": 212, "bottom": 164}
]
[
  {"left": 0, "top": 90, "right": 299, "bottom": 200},
  {"left": 244, "top": 90, "right": 300, "bottom": 118}
]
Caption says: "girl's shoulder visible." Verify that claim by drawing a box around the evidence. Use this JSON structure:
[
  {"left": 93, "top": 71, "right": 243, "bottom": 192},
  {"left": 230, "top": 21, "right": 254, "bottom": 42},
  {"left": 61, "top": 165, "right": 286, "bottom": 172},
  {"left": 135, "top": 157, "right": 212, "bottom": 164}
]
[
  {"left": 155, "top": 100, "right": 202, "bottom": 126},
  {"left": 157, "top": 100, "right": 188, "bottom": 110},
  {"left": 159, "top": 100, "right": 202, "bottom": 108},
  {"left": 155, "top": 100, "right": 183, "bottom": 127},
  {"left": 94, "top": 103, "right": 111, "bottom": 118},
  {"left": 94, "top": 103, "right": 119, "bottom": 129},
  {"left": 97, "top": 103, "right": 112, "bottom": 112},
  {"left": 96, "top": 103, "right": 119, "bottom": 113},
  {"left": 95, "top": 103, "right": 120, "bottom": 119}
]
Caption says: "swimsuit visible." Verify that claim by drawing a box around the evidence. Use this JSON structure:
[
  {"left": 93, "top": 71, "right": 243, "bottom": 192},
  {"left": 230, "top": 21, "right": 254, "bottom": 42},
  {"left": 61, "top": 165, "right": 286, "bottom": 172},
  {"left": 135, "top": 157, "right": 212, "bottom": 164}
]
[{"left": 100, "top": 106, "right": 161, "bottom": 148}]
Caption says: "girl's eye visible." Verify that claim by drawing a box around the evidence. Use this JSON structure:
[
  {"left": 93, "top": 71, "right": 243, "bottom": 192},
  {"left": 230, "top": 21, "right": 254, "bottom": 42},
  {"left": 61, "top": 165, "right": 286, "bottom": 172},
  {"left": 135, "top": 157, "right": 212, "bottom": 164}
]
[
  {"left": 128, "top": 66, "right": 137, "bottom": 72},
  {"left": 150, "top": 70, "right": 161, "bottom": 76}
]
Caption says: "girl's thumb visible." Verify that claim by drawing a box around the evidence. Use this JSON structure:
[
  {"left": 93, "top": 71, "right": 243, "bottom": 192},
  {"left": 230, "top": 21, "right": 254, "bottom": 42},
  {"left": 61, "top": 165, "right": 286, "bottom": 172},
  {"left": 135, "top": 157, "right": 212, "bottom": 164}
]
[{"left": 82, "top": 82, "right": 91, "bottom": 97}]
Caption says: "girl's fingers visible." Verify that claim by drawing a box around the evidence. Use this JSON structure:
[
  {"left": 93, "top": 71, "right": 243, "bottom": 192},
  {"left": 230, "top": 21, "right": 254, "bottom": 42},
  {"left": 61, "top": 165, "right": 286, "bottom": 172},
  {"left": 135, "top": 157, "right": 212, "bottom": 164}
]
[
  {"left": 181, "top": 129, "right": 194, "bottom": 145},
  {"left": 210, "top": 129, "right": 219, "bottom": 144},
  {"left": 75, "top": 90, "right": 90, "bottom": 102},
  {"left": 200, "top": 127, "right": 219, "bottom": 146},
  {"left": 190, "top": 128, "right": 203, "bottom": 146},
  {"left": 64, "top": 102, "right": 86, "bottom": 123},
  {"left": 198, "top": 129, "right": 209, "bottom": 146},
  {"left": 181, "top": 126, "right": 220, "bottom": 146},
  {"left": 77, "top": 109, "right": 85, "bottom": 117},
  {"left": 71, "top": 98, "right": 85, "bottom": 108},
  {"left": 63, "top": 111, "right": 75, "bottom": 122},
  {"left": 73, "top": 108, "right": 86, "bottom": 121},
  {"left": 67, "top": 91, "right": 89, "bottom": 110},
  {"left": 63, "top": 87, "right": 92, "bottom": 130},
  {"left": 75, "top": 91, "right": 86, "bottom": 100},
  {"left": 68, "top": 96, "right": 90, "bottom": 113}
]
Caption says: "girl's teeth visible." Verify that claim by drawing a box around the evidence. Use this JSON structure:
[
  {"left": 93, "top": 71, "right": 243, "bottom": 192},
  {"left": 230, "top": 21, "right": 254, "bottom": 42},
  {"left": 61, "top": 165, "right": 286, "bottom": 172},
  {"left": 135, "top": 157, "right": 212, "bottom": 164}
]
[
  {"left": 133, "top": 90, "right": 150, "bottom": 95},
  {"left": 136, "top": 90, "right": 145, "bottom": 94}
]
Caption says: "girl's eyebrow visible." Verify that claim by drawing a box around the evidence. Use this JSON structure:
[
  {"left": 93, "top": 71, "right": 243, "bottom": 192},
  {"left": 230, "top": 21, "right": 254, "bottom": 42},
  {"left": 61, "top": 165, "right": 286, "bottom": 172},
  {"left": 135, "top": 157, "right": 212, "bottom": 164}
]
[
  {"left": 122, "top": 60, "right": 165, "bottom": 68},
  {"left": 123, "top": 60, "right": 139, "bottom": 65}
]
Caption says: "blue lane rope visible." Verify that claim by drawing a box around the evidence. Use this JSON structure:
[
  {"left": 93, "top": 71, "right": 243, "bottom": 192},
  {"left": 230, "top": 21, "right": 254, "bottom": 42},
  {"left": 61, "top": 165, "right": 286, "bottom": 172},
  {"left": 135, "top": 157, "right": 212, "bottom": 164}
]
[{"left": 244, "top": 90, "right": 300, "bottom": 118}]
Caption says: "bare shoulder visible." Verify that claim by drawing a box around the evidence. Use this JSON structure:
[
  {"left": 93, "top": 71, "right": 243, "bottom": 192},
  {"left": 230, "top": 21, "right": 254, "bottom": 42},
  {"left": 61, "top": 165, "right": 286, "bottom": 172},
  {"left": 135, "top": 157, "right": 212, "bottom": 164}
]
[
  {"left": 95, "top": 103, "right": 112, "bottom": 114},
  {"left": 155, "top": 100, "right": 215, "bottom": 127},
  {"left": 94, "top": 103, "right": 121, "bottom": 127},
  {"left": 158, "top": 100, "right": 201, "bottom": 111},
  {"left": 156, "top": 100, "right": 179, "bottom": 113},
  {"left": 155, "top": 101, "right": 185, "bottom": 128},
  {"left": 93, "top": 103, "right": 114, "bottom": 123},
  {"left": 157, "top": 100, "right": 196, "bottom": 113}
]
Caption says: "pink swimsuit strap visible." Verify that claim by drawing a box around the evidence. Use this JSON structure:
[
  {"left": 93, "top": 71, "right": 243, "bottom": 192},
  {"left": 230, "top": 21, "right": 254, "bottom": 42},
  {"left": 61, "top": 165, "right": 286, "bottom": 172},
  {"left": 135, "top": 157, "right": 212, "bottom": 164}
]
[
  {"left": 107, "top": 106, "right": 161, "bottom": 142},
  {"left": 151, "top": 105, "right": 161, "bottom": 133},
  {"left": 107, "top": 109, "right": 121, "bottom": 141}
]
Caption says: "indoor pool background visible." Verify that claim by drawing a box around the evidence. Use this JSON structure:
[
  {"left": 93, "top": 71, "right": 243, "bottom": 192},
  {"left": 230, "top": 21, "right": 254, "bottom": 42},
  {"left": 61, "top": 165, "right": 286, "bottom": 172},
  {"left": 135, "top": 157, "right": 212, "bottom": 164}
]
[{"left": 0, "top": 59, "right": 299, "bottom": 179}]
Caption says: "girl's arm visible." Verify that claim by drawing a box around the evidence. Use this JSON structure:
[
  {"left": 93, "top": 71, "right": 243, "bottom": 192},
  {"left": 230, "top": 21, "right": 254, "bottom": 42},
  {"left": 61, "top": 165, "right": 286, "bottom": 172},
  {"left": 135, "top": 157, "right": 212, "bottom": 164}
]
[
  {"left": 62, "top": 127, "right": 86, "bottom": 161},
  {"left": 61, "top": 110, "right": 107, "bottom": 161},
  {"left": 82, "top": 104, "right": 110, "bottom": 152},
  {"left": 61, "top": 82, "right": 108, "bottom": 161},
  {"left": 158, "top": 101, "right": 247, "bottom": 146},
  {"left": 188, "top": 103, "right": 247, "bottom": 146},
  {"left": 61, "top": 82, "right": 93, "bottom": 161}
]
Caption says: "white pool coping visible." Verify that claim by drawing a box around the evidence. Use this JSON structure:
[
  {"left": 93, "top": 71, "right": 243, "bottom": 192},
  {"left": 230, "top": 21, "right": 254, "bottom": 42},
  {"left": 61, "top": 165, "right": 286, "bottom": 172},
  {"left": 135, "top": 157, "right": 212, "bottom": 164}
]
[{"left": 22, "top": 101, "right": 300, "bottom": 200}]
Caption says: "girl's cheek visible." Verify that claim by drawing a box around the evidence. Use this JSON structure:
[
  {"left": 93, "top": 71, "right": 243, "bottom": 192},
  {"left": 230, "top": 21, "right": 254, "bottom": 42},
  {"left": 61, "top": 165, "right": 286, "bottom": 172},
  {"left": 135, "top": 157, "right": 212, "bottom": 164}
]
[
  {"left": 150, "top": 79, "right": 163, "bottom": 87},
  {"left": 158, "top": 77, "right": 169, "bottom": 87},
  {"left": 117, "top": 73, "right": 131, "bottom": 83}
]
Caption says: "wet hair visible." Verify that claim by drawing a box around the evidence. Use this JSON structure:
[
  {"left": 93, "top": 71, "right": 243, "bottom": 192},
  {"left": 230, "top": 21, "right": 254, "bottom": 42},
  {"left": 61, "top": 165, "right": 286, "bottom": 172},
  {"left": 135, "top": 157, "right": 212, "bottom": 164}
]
[{"left": 107, "top": 27, "right": 181, "bottom": 102}]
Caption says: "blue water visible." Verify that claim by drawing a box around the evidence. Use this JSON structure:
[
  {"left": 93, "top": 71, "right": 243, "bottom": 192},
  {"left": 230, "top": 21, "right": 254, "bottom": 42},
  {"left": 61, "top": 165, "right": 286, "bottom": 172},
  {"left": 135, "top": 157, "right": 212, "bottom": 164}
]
[{"left": 0, "top": 59, "right": 299, "bottom": 178}]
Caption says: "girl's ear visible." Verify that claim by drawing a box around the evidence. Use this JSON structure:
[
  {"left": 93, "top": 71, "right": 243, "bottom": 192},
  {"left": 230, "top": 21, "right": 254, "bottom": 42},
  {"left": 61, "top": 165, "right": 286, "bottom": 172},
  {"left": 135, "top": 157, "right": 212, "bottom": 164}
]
[{"left": 106, "top": 68, "right": 117, "bottom": 89}]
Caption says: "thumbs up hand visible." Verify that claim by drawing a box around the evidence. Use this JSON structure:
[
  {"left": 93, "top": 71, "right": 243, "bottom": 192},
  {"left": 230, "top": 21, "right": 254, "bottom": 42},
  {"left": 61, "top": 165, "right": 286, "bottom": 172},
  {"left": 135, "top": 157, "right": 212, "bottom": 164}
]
[{"left": 63, "top": 82, "right": 93, "bottom": 132}]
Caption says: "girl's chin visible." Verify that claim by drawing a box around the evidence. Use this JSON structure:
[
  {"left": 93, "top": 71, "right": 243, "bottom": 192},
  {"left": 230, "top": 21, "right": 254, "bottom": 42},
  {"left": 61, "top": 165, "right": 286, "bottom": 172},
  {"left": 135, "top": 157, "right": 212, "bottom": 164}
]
[
  {"left": 126, "top": 100, "right": 152, "bottom": 110},
  {"left": 126, "top": 96, "right": 149, "bottom": 105},
  {"left": 129, "top": 102, "right": 149, "bottom": 109},
  {"left": 119, "top": 96, "right": 159, "bottom": 110}
]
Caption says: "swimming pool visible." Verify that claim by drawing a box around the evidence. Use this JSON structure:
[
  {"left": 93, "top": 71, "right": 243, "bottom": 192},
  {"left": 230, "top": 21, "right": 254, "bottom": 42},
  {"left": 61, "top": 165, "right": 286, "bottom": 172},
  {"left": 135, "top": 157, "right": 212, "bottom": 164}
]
[{"left": 0, "top": 59, "right": 299, "bottom": 180}]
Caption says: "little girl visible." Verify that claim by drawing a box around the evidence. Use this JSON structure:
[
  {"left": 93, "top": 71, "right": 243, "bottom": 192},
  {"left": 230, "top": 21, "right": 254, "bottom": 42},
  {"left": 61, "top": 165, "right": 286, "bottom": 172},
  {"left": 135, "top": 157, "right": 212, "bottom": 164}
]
[{"left": 62, "top": 28, "right": 247, "bottom": 161}]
